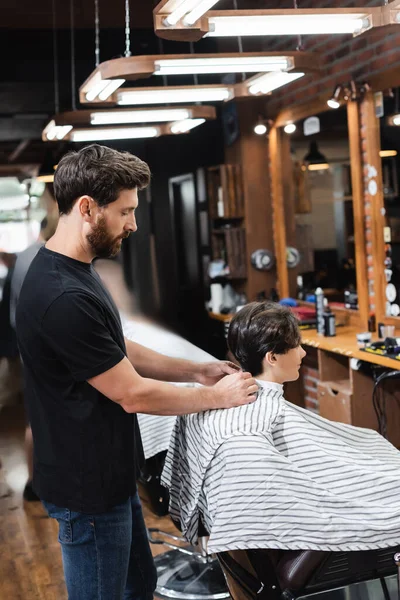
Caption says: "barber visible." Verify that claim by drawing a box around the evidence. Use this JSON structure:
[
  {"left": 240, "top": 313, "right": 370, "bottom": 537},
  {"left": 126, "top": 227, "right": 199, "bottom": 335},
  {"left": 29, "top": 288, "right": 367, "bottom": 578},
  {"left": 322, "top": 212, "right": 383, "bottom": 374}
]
[{"left": 16, "top": 144, "right": 257, "bottom": 600}]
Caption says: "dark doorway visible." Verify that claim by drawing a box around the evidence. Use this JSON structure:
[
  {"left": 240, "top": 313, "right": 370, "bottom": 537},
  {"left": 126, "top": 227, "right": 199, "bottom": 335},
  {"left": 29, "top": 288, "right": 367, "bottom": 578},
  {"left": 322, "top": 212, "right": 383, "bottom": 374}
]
[{"left": 169, "top": 173, "right": 206, "bottom": 345}]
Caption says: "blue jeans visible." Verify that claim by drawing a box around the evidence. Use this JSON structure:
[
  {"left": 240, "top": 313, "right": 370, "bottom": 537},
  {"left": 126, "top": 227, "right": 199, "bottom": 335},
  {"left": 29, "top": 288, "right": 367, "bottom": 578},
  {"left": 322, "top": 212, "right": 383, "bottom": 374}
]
[{"left": 42, "top": 493, "right": 157, "bottom": 600}]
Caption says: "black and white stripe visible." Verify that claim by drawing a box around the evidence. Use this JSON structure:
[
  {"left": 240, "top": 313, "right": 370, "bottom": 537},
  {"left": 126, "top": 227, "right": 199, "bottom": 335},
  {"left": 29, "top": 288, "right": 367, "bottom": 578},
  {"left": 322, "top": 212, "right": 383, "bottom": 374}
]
[{"left": 162, "top": 381, "right": 400, "bottom": 554}]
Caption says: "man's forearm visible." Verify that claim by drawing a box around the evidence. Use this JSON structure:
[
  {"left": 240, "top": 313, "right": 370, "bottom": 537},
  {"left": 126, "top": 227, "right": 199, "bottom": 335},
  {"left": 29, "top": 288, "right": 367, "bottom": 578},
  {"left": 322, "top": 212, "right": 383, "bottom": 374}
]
[
  {"left": 124, "top": 337, "right": 199, "bottom": 382},
  {"left": 122, "top": 378, "right": 217, "bottom": 415}
]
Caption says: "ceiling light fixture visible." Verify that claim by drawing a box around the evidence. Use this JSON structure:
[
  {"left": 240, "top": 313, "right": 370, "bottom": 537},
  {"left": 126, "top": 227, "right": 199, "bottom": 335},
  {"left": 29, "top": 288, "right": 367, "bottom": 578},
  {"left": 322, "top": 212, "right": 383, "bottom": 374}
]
[
  {"left": 169, "top": 118, "right": 206, "bottom": 133},
  {"left": 154, "top": 3, "right": 400, "bottom": 41},
  {"left": 42, "top": 109, "right": 213, "bottom": 143},
  {"left": 206, "top": 14, "right": 371, "bottom": 37},
  {"left": 248, "top": 71, "right": 304, "bottom": 96},
  {"left": 388, "top": 113, "right": 400, "bottom": 126},
  {"left": 90, "top": 108, "right": 191, "bottom": 125},
  {"left": 42, "top": 106, "right": 216, "bottom": 141},
  {"left": 84, "top": 72, "right": 126, "bottom": 102},
  {"left": 284, "top": 123, "right": 296, "bottom": 134},
  {"left": 161, "top": 0, "right": 221, "bottom": 27},
  {"left": 327, "top": 85, "right": 342, "bottom": 109},
  {"left": 304, "top": 141, "right": 330, "bottom": 170},
  {"left": 70, "top": 126, "right": 161, "bottom": 142},
  {"left": 116, "top": 85, "right": 234, "bottom": 105},
  {"left": 380, "top": 150, "right": 398, "bottom": 158},
  {"left": 154, "top": 55, "right": 292, "bottom": 75},
  {"left": 79, "top": 52, "right": 318, "bottom": 104},
  {"left": 254, "top": 123, "right": 267, "bottom": 135},
  {"left": 42, "top": 120, "right": 73, "bottom": 141}
]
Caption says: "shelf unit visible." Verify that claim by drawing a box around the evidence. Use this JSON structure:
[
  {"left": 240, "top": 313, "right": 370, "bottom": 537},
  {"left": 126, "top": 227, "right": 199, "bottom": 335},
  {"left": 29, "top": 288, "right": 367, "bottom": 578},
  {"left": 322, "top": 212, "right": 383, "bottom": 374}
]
[{"left": 208, "top": 164, "right": 247, "bottom": 281}]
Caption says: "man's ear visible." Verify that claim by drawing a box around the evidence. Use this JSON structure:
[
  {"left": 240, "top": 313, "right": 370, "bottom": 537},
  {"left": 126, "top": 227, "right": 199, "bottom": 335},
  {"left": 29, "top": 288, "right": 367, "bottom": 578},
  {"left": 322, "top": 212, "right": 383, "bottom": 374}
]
[
  {"left": 78, "top": 196, "right": 94, "bottom": 222},
  {"left": 264, "top": 351, "right": 276, "bottom": 367}
]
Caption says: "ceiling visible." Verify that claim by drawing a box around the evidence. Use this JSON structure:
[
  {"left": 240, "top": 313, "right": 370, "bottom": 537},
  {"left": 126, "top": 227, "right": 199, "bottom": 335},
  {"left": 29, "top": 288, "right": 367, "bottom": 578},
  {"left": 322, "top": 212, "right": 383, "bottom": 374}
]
[
  {"left": 0, "top": 0, "right": 389, "bottom": 172},
  {"left": 0, "top": 0, "right": 224, "bottom": 171},
  {"left": 1, "top": 0, "right": 154, "bottom": 30}
]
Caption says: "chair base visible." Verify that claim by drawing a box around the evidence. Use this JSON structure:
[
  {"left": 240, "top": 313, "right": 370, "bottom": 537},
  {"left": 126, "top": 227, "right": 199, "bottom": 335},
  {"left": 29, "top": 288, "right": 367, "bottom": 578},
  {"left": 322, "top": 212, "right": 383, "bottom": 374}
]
[{"left": 154, "top": 549, "right": 230, "bottom": 600}]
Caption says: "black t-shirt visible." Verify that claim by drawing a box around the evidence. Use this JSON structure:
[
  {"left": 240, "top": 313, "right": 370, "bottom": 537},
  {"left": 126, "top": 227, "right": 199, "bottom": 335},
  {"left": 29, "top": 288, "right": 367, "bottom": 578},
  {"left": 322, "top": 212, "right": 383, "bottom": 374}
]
[{"left": 16, "top": 247, "right": 142, "bottom": 513}]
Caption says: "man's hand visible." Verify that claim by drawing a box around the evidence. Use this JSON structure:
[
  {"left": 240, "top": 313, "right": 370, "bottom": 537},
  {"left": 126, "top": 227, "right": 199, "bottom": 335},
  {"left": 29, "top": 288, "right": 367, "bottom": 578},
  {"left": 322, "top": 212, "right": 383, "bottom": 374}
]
[
  {"left": 212, "top": 371, "right": 258, "bottom": 409},
  {"left": 195, "top": 361, "right": 240, "bottom": 386}
]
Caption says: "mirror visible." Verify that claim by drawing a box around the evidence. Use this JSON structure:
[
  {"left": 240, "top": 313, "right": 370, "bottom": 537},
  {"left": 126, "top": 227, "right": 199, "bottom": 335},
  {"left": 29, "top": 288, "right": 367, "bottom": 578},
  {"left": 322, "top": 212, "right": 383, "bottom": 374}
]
[
  {"left": 288, "top": 107, "right": 357, "bottom": 307},
  {"left": 380, "top": 89, "right": 400, "bottom": 318}
]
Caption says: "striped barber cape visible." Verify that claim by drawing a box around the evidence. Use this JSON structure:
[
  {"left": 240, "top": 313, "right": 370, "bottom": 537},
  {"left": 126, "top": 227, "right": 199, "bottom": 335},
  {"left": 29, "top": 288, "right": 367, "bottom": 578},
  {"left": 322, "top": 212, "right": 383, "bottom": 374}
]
[{"left": 162, "top": 380, "right": 400, "bottom": 555}]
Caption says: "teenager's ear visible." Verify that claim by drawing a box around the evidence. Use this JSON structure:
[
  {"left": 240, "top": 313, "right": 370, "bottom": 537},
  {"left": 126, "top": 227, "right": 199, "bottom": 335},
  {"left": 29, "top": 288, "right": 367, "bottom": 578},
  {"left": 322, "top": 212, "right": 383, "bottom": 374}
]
[{"left": 264, "top": 351, "right": 276, "bottom": 367}]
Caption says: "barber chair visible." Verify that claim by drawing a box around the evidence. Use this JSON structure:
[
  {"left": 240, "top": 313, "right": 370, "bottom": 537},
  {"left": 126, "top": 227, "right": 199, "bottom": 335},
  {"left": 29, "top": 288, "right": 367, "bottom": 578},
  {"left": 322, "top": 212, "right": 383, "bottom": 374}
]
[
  {"left": 148, "top": 521, "right": 229, "bottom": 600},
  {"left": 139, "top": 453, "right": 229, "bottom": 600},
  {"left": 217, "top": 546, "right": 400, "bottom": 600},
  {"left": 372, "top": 369, "right": 400, "bottom": 443}
]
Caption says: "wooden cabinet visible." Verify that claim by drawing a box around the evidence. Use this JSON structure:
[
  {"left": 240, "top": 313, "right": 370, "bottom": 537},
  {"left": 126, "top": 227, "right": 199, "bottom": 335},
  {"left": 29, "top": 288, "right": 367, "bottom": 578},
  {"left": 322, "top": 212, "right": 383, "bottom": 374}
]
[
  {"left": 317, "top": 380, "right": 352, "bottom": 424},
  {"left": 208, "top": 164, "right": 244, "bottom": 219},
  {"left": 211, "top": 227, "right": 247, "bottom": 279},
  {"left": 208, "top": 164, "right": 247, "bottom": 282}
]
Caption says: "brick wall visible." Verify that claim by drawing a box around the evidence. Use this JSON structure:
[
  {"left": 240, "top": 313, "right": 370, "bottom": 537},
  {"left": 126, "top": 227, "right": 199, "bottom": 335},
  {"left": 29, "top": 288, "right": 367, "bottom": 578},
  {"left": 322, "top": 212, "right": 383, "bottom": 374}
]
[
  {"left": 247, "top": 0, "right": 400, "bottom": 117},
  {"left": 303, "top": 365, "right": 320, "bottom": 414}
]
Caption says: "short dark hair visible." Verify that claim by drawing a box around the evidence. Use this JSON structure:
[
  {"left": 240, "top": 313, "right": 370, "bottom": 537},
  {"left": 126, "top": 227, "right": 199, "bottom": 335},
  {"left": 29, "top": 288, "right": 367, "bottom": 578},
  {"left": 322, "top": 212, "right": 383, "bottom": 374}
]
[
  {"left": 228, "top": 301, "right": 301, "bottom": 376},
  {"left": 54, "top": 144, "right": 151, "bottom": 215}
]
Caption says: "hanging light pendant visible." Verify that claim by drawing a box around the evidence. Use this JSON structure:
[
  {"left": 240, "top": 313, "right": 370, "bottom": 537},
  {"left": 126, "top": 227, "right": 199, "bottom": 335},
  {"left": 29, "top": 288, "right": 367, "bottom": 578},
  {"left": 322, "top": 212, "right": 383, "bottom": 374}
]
[
  {"left": 79, "top": 51, "right": 319, "bottom": 104},
  {"left": 41, "top": 105, "right": 216, "bottom": 142},
  {"left": 153, "top": 1, "right": 400, "bottom": 41},
  {"left": 304, "top": 141, "right": 330, "bottom": 171}
]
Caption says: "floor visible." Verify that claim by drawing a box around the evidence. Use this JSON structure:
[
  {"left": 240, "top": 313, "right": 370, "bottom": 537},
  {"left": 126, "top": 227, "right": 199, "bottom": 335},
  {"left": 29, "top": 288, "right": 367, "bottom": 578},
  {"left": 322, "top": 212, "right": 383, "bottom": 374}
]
[{"left": 0, "top": 404, "right": 180, "bottom": 600}]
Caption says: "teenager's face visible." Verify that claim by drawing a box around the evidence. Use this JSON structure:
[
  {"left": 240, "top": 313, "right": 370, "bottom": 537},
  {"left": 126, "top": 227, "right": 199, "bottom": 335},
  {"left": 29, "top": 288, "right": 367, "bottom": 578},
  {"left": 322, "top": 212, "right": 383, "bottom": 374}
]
[
  {"left": 87, "top": 189, "right": 138, "bottom": 258},
  {"left": 271, "top": 345, "right": 306, "bottom": 383}
]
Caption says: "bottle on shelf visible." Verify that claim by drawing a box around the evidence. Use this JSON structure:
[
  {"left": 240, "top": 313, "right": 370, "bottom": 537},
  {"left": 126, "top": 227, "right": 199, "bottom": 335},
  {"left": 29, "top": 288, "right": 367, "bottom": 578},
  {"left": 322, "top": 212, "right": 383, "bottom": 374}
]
[
  {"left": 323, "top": 298, "right": 336, "bottom": 337},
  {"left": 368, "top": 313, "right": 376, "bottom": 333},
  {"left": 217, "top": 186, "right": 224, "bottom": 218},
  {"left": 315, "top": 287, "right": 325, "bottom": 335},
  {"left": 297, "top": 275, "right": 304, "bottom": 300}
]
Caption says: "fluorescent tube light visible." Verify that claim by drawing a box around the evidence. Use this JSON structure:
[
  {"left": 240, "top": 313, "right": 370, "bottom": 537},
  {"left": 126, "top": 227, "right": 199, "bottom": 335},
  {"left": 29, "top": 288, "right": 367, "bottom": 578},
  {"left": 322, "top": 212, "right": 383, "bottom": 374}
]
[
  {"left": 248, "top": 72, "right": 304, "bottom": 96},
  {"left": 117, "top": 87, "right": 233, "bottom": 105},
  {"left": 184, "top": 0, "right": 224, "bottom": 25},
  {"left": 90, "top": 108, "right": 191, "bottom": 125},
  {"left": 154, "top": 56, "right": 292, "bottom": 76},
  {"left": 84, "top": 72, "right": 125, "bottom": 102},
  {"left": 43, "top": 120, "right": 73, "bottom": 141},
  {"left": 55, "top": 126, "right": 73, "bottom": 140},
  {"left": 97, "top": 79, "right": 125, "bottom": 101},
  {"left": 163, "top": 0, "right": 219, "bottom": 26},
  {"left": 70, "top": 127, "right": 160, "bottom": 142},
  {"left": 207, "top": 14, "right": 369, "bottom": 37},
  {"left": 170, "top": 118, "right": 205, "bottom": 133}
]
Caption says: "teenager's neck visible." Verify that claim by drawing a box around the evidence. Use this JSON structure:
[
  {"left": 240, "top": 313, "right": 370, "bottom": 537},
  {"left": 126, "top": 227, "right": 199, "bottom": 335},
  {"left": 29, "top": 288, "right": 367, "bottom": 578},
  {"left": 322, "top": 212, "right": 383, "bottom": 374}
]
[
  {"left": 45, "top": 218, "right": 95, "bottom": 263},
  {"left": 256, "top": 372, "right": 285, "bottom": 385}
]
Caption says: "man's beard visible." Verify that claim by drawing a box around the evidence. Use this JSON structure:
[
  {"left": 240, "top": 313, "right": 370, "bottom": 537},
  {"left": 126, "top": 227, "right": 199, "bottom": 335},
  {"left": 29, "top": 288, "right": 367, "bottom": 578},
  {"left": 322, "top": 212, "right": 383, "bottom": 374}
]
[{"left": 87, "top": 215, "right": 129, "bottom": 258}]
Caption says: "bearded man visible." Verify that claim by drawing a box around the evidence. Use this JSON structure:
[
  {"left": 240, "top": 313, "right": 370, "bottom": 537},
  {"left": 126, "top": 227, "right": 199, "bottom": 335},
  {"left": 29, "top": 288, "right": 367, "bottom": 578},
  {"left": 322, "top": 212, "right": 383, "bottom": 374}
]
[{"left": 16, "top": 144, "right": 257, "bottom": 600}]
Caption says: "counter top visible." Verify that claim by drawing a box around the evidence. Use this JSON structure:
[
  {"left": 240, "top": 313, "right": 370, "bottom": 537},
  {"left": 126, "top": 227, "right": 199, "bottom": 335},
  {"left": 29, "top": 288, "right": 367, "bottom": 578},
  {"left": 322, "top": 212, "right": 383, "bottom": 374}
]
[
  {"left": 208, "top": 312, "right": 400, "bottom": 370},
  {"left": 302, "top": 327, "right": 400, "bottom": 370}
]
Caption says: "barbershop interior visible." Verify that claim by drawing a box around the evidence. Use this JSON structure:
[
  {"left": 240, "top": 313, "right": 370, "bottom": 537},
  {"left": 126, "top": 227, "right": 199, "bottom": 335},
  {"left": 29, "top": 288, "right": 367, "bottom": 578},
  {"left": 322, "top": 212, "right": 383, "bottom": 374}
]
[{"left": 3, "top": 1, "right": 400, "bottom": 599}]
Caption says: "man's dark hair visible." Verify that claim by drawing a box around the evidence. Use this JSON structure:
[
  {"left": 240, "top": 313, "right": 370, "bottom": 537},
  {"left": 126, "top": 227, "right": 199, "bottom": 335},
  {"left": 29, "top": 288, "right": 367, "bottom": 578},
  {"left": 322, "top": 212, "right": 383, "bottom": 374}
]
[
  {"left": 228, "top": 301, "right": 301, "bottom": 376},
  {"left": 54, "top": 144, "right": 151, "bottom": 215}
]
